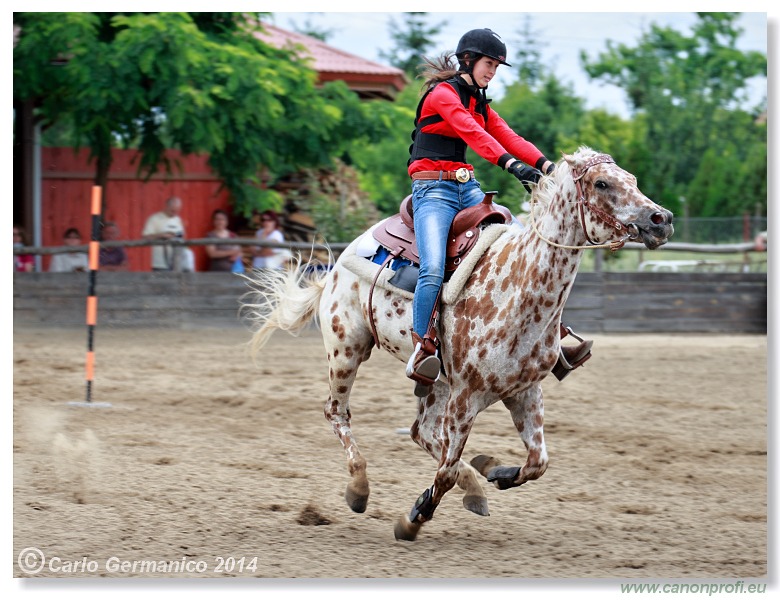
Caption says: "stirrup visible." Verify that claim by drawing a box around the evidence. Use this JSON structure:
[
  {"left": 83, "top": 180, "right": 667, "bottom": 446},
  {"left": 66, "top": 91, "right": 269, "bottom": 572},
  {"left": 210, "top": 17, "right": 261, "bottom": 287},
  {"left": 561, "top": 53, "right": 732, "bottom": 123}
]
[
  {"left": 552, "top": 327, "right": 593, "bottom": 381},
  {"left": 406, "top": 334, "right": 441, "bottom": 396}
]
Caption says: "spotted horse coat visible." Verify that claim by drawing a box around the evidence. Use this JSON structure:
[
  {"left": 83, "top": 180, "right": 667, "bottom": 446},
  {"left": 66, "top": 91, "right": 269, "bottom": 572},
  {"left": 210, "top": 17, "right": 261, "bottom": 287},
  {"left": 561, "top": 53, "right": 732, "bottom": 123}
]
[{"left": 241, "top": 146, "right": 674, "bottom": 541}]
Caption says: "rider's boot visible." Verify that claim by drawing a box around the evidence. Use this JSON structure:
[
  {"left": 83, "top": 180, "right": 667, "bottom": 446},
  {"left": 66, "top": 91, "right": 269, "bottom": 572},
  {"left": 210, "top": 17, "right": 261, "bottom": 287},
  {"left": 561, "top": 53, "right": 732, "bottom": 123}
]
[
  {"left": 552, "top": 324, "right": 593, "bottom": 381},
  {"left": 406, "top": 331, "right": 441, "bottom": 397}
]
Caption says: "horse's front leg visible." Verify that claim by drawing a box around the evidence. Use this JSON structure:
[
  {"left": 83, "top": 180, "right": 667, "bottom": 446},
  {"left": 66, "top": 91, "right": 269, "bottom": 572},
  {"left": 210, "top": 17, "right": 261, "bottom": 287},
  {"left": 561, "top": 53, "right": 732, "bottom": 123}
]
[
  {"left": 395, "top": 390, "right": 479, "bottom": 541},
  {"left": 471, "top": 385, "right": 549, "bottom": 489}
]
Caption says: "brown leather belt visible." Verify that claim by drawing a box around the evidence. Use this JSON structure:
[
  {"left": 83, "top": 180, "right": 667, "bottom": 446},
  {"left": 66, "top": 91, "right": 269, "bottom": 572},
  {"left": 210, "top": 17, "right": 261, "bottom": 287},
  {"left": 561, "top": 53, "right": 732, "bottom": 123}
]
[{"left": 411, "top": 168, "right": 474, "bottom": 183}]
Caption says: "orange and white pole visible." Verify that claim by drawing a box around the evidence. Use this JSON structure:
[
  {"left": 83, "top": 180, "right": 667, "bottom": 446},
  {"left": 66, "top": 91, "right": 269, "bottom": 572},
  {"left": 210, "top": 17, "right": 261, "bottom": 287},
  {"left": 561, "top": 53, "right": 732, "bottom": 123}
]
[{"left": 84, "top": 186, "right": 102, "bottom": 403}]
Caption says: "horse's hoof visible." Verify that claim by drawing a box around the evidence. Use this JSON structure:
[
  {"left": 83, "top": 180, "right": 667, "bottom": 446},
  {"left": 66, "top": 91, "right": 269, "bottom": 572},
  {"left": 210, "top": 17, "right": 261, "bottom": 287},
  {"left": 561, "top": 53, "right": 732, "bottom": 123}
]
[
  {"left": 470, "top": 454, "right": 501, "bottom": 478},
  {"left": 345, "top": 484, "right": 369, "bottom": 513},
  {"left": 486, "top": 465, "right": 522, "bottom": 490},
  {"left": 463, "top": 494, "right": 490, "bottom": 516},
  {"left": 394, "top": 515, "right": 422, "bottom": 542}
]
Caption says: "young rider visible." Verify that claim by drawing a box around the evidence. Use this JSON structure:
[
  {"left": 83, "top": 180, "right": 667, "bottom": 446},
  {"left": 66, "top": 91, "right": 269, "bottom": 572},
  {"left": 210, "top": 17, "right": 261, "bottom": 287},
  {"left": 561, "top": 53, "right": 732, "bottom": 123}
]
[{"left": 405, "top": 28, "right": 592, "bottom": 395}]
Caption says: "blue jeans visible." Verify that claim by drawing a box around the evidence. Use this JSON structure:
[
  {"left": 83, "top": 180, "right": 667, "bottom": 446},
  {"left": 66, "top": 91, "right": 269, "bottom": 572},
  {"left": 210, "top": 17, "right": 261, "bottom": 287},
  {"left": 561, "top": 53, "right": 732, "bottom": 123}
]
[{"left": 411, "top": 178, "right": 485, "bottom": 336}]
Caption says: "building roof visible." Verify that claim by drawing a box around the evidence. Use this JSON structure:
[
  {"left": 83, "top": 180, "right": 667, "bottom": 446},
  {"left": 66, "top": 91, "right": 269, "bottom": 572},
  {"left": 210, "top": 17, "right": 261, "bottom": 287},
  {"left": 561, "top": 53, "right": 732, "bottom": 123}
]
[{"left": 257, "top": 23, "right": 408, "bottom": 101}]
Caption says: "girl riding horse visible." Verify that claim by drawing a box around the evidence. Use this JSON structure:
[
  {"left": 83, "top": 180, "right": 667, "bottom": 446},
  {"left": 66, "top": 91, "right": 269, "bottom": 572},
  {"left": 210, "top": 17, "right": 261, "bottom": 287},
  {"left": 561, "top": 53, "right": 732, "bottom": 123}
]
[{"left": 405, "top": 28, "right": 592, "bottom": 396}]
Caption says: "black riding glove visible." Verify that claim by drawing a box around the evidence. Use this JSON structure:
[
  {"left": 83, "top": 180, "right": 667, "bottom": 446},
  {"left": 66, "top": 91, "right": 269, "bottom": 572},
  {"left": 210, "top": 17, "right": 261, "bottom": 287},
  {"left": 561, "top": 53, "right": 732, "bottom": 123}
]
[{"left": 507, "top": 162, "right": 543, "bottom": 193}]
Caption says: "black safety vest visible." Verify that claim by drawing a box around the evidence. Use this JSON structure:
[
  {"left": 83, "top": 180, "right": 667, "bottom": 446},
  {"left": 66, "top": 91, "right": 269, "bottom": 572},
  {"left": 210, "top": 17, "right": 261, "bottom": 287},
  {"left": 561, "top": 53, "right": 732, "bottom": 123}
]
[{"left": 408, "top": 77, "right": 491, "bottom": 166}]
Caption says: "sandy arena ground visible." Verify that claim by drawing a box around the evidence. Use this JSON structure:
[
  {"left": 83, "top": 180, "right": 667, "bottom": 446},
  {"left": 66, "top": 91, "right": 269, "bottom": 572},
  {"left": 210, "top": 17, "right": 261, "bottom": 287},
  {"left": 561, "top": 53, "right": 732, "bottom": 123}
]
[{"left": 12, "top": 325, "right": 767, "bottom": 581}]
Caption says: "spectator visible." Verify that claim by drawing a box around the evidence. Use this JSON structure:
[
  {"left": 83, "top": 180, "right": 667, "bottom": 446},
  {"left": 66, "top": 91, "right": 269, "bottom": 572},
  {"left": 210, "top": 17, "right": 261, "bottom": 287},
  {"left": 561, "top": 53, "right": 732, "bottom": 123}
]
[
  {"left": 754, "top": 230, "right": 767, "bottom": 252},
  {"left": 13, "top": 225, "right": 35, "bottom": 272},
  {"left": 99, "top": 221, "right": 129, "bottom": 271},
  {"left": 49, "top": 227, "right": 89, "bottom": 272},
  {"left": 141, "top": 196, "right": 188, "bottom": 271},
  {"left": 205, "top": 209, "right": 242, "bottom": 272},
  {"left": 252, "top": 210, "right": 290, "bottom": 270}
]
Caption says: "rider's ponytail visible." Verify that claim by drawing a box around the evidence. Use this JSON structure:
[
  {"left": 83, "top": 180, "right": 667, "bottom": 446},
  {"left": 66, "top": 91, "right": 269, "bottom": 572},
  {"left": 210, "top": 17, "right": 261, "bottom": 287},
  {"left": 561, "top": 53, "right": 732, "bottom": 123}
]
[{"left": 418, "top": 52, "right": 460, "bottom": 93}]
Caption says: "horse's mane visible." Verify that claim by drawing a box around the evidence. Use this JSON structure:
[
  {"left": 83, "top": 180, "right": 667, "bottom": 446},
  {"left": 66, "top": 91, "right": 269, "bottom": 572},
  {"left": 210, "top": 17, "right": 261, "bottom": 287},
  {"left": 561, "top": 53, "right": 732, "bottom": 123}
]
[{"left": 531, "top": 145, "right": 598, "bottom": 215}]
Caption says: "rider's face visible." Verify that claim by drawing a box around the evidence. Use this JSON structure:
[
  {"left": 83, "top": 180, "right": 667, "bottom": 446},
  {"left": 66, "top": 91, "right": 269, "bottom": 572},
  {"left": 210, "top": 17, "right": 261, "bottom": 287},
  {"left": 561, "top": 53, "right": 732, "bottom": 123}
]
[{"left": 471, "top": 56, "right": 499, "bottom": 88}]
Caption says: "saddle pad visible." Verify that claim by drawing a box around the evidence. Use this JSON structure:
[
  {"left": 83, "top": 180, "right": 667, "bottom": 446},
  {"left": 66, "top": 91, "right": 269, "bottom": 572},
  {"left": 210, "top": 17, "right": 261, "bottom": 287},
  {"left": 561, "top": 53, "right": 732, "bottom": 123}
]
[{"left": 341, "top": 223, "right": 511, "bottom": 305}]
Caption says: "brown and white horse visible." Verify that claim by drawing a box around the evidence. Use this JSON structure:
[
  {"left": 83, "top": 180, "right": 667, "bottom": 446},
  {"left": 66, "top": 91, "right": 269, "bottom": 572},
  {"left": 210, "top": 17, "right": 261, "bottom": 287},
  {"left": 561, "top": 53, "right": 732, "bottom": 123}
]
[{"left": 241, "top": 146, "right": 674, "bottom": 541}]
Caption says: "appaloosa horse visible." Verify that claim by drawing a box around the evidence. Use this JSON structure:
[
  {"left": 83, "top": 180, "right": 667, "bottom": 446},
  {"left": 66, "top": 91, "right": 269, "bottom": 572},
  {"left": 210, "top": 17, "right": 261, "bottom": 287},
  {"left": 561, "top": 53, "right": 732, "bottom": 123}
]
[{"left": 241, "top": 146, "right": 674, "bottom": 541}]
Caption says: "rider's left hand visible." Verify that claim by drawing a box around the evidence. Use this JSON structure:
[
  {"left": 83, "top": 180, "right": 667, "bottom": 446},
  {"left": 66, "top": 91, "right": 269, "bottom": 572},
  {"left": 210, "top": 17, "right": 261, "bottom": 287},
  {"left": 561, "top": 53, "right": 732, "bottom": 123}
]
[{"left": 508, "top": 161, "right": 543, "bottom": 193}]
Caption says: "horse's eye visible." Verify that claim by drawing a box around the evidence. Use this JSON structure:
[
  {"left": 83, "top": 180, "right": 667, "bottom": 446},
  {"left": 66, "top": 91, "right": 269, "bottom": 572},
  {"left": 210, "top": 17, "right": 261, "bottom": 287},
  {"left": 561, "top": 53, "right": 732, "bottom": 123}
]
[{"left": 595, "top": 180, "right": 609, "bottom": 190}]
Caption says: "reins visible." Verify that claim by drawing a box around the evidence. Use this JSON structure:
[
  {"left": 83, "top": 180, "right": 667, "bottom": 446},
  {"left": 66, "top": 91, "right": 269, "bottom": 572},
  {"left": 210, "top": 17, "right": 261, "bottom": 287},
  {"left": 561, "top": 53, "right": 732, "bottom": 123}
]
[{"left": 528, "top": 154, "right": 630, "bottom": 252}]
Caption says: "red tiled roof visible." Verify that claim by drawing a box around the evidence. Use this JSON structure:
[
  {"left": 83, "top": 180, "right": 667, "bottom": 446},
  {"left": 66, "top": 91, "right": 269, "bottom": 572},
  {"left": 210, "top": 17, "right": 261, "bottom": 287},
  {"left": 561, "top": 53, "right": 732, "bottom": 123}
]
[{"left": 258, "top": 23, "right": 408, "bottom": 100}]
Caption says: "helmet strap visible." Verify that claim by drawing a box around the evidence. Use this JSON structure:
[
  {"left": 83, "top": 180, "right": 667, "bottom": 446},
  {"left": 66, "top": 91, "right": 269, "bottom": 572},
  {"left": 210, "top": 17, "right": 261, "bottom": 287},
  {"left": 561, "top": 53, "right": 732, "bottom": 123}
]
[{"left": 457, "top": 53, "right": 488, "bottom": 90}]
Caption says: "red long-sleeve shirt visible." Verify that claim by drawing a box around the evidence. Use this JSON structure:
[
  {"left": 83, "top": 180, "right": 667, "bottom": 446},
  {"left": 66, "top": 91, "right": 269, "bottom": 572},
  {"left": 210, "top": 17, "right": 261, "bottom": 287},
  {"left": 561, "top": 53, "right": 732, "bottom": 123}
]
[{"left": 408, "top": 81, "right": 545, "bottom": 176}]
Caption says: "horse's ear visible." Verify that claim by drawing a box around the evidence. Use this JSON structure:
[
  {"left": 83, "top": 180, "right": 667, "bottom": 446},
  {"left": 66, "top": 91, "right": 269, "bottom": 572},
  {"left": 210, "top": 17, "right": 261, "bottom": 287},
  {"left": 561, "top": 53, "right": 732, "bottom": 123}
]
[{"left": 561, "top": 153, "right": 575, "bottom": 167}]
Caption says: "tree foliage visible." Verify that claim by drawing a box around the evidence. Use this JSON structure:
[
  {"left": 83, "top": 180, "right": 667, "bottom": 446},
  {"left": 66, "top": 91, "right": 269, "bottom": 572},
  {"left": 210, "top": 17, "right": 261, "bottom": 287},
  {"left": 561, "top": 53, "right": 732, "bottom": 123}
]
[
  {"left": 13, "top": 12, "right": 397, "bottom": 215},
  {"left": 15, "top": 12, "right": 767, "bottom": 228},
  {"left": 581, "top": 12, "right": 766, "bottom": 214},
  {"left": 348, "top": 85, "right": 419, "bottom": 215},
  {"left": 378, "top": 12, "right": 447, "bottom": 78}
]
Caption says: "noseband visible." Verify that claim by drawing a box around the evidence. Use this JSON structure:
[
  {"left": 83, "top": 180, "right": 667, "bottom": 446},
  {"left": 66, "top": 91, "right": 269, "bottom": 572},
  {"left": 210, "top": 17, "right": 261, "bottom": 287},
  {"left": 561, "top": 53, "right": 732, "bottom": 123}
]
[
  {"left": 529, "top": 153, "right": 630, "bottom": 252},
  {"left": 570, "top": 154, "right": 629, "bottom": 250}
]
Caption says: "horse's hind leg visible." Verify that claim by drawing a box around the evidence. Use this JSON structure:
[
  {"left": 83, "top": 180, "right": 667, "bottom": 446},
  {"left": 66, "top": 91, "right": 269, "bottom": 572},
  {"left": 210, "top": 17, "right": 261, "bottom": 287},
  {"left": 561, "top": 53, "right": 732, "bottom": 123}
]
[
  {"left": 409, "top": 387, "right": 489, "bottom": 516},
  {"left": 322, "top": 322, "right": 375, "bottom": 513}
]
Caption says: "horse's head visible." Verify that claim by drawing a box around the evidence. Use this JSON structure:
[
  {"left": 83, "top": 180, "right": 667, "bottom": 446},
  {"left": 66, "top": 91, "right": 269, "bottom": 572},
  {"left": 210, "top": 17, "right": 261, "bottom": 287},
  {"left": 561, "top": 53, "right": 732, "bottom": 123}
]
[{"left": 560, "top": 148, "right": 674, "bottom": 250}]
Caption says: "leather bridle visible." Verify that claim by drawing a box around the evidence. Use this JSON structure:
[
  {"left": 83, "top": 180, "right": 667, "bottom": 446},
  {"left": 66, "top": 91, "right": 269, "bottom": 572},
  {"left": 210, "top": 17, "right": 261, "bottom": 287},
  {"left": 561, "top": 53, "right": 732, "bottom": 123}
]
[
  {"left": 529, "top": 153, "right": 632, "bottom": 251},
  {"left": 570, "top": 153, "right": 632, "bottom": 249}
]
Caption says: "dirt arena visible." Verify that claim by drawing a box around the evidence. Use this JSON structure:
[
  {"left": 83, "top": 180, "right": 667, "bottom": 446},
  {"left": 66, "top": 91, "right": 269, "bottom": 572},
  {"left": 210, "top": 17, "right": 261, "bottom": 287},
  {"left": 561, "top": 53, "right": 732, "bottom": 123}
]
[{"left": 13, "top": 325, "right": 767, "bottom": 580}]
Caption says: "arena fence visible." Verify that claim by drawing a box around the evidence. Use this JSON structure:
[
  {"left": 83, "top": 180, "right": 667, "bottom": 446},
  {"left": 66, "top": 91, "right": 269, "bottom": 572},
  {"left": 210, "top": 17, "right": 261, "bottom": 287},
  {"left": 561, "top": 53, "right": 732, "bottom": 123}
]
[{"left": 13, "top": 270, "right": 766, "bottom": 334}]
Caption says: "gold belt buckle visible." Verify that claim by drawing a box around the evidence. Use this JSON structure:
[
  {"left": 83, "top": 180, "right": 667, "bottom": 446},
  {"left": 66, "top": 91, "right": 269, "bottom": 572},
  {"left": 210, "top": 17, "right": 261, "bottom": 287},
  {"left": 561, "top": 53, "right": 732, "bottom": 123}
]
[{"left": 455, "top": 167, "right": 470, "bottom": 183}]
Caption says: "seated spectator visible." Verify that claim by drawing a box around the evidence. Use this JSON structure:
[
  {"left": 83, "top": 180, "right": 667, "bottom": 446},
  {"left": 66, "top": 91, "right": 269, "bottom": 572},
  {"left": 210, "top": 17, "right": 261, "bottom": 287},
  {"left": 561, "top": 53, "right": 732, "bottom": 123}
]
[
  {"left": 13, "top": 224, "right": 35, "bottom": 272},
  {"left": 252, "top": 210, "right": 291, "bottom": 270},
  {"left": 99, "top": 221, "right": 129, "bottom": 271},
  {"left": 205, "top": 209, "right": 242, "bottom": 272},
  {"left": 49, "top": 227, "right": 89, "bottom": 272}
]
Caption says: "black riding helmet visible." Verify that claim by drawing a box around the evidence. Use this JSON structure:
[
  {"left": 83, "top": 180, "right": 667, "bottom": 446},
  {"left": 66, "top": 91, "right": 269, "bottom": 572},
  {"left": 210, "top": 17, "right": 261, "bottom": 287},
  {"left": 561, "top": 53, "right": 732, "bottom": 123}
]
[{"left": 456, "top": 28, "right": 511, "bottom": 68}]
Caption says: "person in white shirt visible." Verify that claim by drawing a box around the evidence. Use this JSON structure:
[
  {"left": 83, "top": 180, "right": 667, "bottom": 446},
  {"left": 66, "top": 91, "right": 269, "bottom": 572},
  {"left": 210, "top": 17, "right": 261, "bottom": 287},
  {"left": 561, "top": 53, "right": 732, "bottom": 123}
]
[
  {"left": 49, "top": 227, "right": 89, "bottom": 272},
  {"left": 142, "top": 196, "right": 188, "bottom": 271},
  {"left": 252, "top": 210, "right": 290, "bottom": 270}
]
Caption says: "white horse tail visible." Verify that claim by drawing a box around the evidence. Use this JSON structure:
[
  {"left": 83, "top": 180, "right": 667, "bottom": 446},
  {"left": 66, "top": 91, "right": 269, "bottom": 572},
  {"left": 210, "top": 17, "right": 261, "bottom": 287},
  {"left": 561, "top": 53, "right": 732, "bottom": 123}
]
[{"left": 240, "top": 258, "right": 328, "bottom": 358}]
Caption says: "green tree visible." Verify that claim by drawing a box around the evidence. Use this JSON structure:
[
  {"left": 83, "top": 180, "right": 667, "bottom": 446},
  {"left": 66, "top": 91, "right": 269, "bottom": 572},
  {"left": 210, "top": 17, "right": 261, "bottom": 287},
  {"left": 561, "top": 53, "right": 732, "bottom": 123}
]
[
  {"left": 581, "top": 12, "right": 767, "bottom": 213},
  {"left": 378, "top": 12, "right": 447, "bottom": 78},
  {"left": 13, "top": 12, "right": 394, "bottom": 215},
  {"left": 733, "top": 134, "right": 767, "bottom": 217},
  {"left": 557, "top": 108, "right": 635, "bottom": 163},
  {"left": 472, "top": 75, "right": 587, "bottom": 210},
  {"left": 349, "top": 85, "right": 418, "bottom": 215},
  {"left": 511, "top": 15, "right": 547, "bottom": 88}
]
